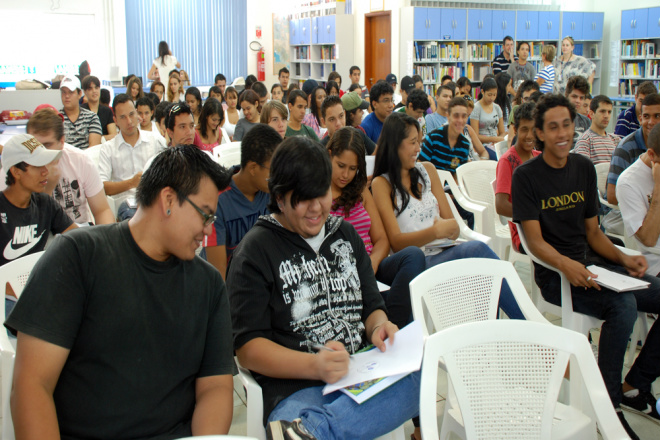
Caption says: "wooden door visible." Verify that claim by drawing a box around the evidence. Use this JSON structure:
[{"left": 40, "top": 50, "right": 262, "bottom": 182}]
[{"left": 365, "top": 11, "right": 392, "bottom": 90}]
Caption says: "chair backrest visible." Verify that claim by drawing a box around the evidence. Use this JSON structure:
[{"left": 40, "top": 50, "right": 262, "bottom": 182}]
[
  {"left": 494, "top": 140, "right": 509, "bottom": 160},
  {"left": 84, "top": 143, "right": 103, "bottom": 169},
  {"left": 0, "top": 251, "right": 45, "bottom": 440},
  {"left": 213, "top": 141, "right": 241, "bottom": 161},
  {"left": 420, "top": 320, "right": 628, "bottom": 440},
  {"left": 365, "top": 155, "right": 375, "bottom": 176},
  {"left": 218, "top": 150, "right": 242, "bottom": 168},
  {"left": 409, "top": 258, "right": 547, "bottom": 337},
  {"left": 594, "top": 162, "right": 609, "bottom": 197},
  {"left": 455, "top": 161, "right": 497, "bottom": 207}
]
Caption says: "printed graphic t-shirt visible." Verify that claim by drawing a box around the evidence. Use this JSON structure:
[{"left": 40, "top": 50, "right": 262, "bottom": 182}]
[{"left": 0, "top": 192, "right": 73, "bottom": 266}]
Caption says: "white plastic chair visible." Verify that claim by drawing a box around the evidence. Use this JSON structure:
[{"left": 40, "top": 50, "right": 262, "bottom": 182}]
[
  {"left": 213, "top": 141, "right": 241, "bottom": 162},
  {"left": 515, "top": 222, "right": 649, "bottom": 365},
  {"left": 0, "top": 251, "right": 45, "bottom": 440},
  {"left": 455, "top": 161, "right": 512, "bottom": 260},
  {"left": 235, "top": 357, "right": 405, "bottom": 440},
  {"left": 365, "top": 155, "right": 375, "bottom": 177},
  {"left": 420, "top": 320, "right": 630, "bottom": 440},
  {"left": 494, "top": 139, "right": 509, "bottom": 160},
  {"left": 217, "top": 151, "right": 242, "bottom": 168},
  {"left": 436, "top": 170, "right": 488, "bottom": 238},
  {"left": 595, "top": 163, "right": 618, "bottom": 211},
  {"left": 84, "top": 143, "right": 103, "bottom": 169}
]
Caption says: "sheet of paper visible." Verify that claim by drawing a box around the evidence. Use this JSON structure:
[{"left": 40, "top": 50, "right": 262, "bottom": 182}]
[
  {"left": 377, "top": 281, "right": 390, "bottom": 292},
  {"left": 586, "top": 265, "right": 650, "bottom": 292},
  {"left": 322, "top": 320, "right": 424, "bottom": 394}
]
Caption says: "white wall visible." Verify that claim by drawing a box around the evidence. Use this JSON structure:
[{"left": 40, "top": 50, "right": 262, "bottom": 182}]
[{"left": 246, "top": 0, "right": 278, "bottom": 86}]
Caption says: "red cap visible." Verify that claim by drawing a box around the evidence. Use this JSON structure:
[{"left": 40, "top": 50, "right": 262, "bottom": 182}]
[{"left": 34, "top": 104, "right": 64, "bottom": 122}]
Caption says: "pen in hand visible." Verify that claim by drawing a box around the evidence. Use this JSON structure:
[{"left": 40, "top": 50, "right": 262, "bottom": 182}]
[{"left": 312, "top": 344, "right": 352, "bottom": 358}]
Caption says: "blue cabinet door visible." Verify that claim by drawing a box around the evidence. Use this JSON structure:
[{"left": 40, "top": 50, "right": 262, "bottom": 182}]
[
  {"left": 311, "top": 17, "right": 320, "bottom": 44},
  {"left": 428, "top": 8, "right": 443, "bottom": 40},
  {"left": 583, "top": 12, "right": 603, "bottom": 40},
  {"left": 517, "top": 11, "right": 529, "bottom": 41},
  {"left": 517, "top": 11, "right": 539, "bottom": 41},
  {"left": 289, "top": 19, "right": 297, "bottom": 45},
  {"left": 563, "top": 12, "right": 583, "bottom": 41},
  {"left": 468, "top": 9, "right": 481, "bottom": 40},
  {"left": 414, "top": 8, "right": 428, "bottom": 40},
  {"left": 634, "top": 8, "right": 649, "bottom": 39},
  {"left": 649, "top": 8, "right": 660, "bottom": 39},
  {"left": 480, "top": 10, "right": 492, "bottom": 40},
  {"left": 492, "top": 10, "right": 516, "bottom": 41},
  {"left": 321, "top": 16, "right": 335, "bottom": 44},
  {"left": 299, "top": 18, "right": 310, "bottom": 45},
  {"left": 439, "top": 8, "right": 453, "bottom": 40},
  {"left": 538, "top": 11, "right": 560, "bottom": 41},
  {"left": 451, "top": 9, "right": 466, "bottom": 41},
  {"left": 621, "top": 10, "right": 636, "bottom": 40}
]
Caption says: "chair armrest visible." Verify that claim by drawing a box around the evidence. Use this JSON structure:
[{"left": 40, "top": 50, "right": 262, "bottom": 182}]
[
  {"left": 616, "top": 245, "right": 641, "bottom": 256},
  {"left": 234, "top": 356, "right": 264, "bottom": 434},
  {"left": 437, "top": 170, "right": 487, "bottom": 233},
  {"left": 599, "top": 194, "right": 619, "bottom": 211}
]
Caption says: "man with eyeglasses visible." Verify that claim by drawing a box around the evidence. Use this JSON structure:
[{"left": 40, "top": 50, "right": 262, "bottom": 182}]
[
  {"left": 360, "top": 80, "right": 394, "bottom": 143},
  {"left": 98, "top": 94, "right": 166, "bottom": 220},
  {"left": 6, "top": 145, "right": 236, "bottom": 439},
  {"left": 203, "top": 125, "right": 281, "bottom": 279}
]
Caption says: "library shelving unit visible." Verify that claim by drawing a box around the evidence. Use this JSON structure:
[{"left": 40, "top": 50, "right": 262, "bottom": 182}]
[
  {"left": 288, "top": 2, "right": 354, "bottom": 86},
  {"left": 618, "top": 7, "right": 660, "bottom": 97},
  {"left": 400, "top": 7, "right": 604, "bottom": 96}
]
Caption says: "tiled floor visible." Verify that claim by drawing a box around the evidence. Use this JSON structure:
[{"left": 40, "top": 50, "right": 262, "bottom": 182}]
[{"left": 2, "top": 260, "right": 659, "bottom": 439}]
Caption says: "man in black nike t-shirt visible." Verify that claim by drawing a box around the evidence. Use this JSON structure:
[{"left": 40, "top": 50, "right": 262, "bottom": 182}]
[{"left": 0, "top": 134, "right": 76, "bottom": 313}]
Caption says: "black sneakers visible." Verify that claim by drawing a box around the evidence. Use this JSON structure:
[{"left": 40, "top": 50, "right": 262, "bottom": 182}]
[
  {"left": 267, "top": 418, "right": 318, "bottom": 440},
  {"left": 617, "top": 410, "right": 640, "bottom": 440},
  {"left": 621, "top": 390, "right": 660, "bottom": 424}
]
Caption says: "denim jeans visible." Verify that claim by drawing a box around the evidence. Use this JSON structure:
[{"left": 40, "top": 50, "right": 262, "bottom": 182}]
[
  {"left": 426, "top": 240, "right": 525, "bottom": 320},
  {"left": 376, "top": 246, "right": 426, "bottom": 329},
  {"left": 268, "top": 370, "right": 421, "bottom": 440},
  {"left": 117, "top": 201, "right": 137, "bottom": 221},
  {"left": 538, "top": 264, "right": 660, "bottom": 408}
]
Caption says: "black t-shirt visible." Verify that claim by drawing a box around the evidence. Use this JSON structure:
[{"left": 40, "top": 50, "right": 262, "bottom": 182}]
[
  {"left": 5, "top": 222, "right": 234, "bottom": 440},
  {"left": 0, "top": 192, "right": 73, "bottom": 266},
  {"left": 82, "top": 103, "right": 114, "bottom": 136},
  {"left": 512, "top": 153, "right": 601, "bottom": 274}
]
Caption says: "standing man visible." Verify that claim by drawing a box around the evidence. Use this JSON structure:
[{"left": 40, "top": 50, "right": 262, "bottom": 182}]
[
  {"left": 564, "top": 75, "right": 592, "bottom": 145},
  {"left": 360, "top": 81, "right": 394, "bottom": 144},
  {"left": 6, "top": 146, "right": 236, "bottom": 440},
  {"left": 615, "top": 81, "right": 658, "bottom": 138},
  {"left": 512, "top": 94, "right": 660, "bottom": 440},
  {"left": 348, "top": 65, "right": 370, "bottom": 100},
  {"left": 320, "top": 95, "right": 376, "bottom": 154},
  {"left": 59, "top": 76, "right": 102, "bottom": 150},
  {"left": 81, "top": 76, "right": 116, "bottom": 141},
  {"left": 574, "top": 95, "right": 620, "bottom": 165},
  {"left": 507, "top": 41, "right": 537, "bottom": 89},
  {"left": 492, "top": 36, "right": 517, "bottom": 76}
]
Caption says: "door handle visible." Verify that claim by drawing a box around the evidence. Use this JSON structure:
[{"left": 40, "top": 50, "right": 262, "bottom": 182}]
[{"left": 548, "top": 21, "right": 551, "bottom": 30}]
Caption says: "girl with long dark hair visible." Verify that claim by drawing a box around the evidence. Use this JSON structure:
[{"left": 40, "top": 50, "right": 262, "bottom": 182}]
[
  {"left": 196, "top": 97, "right": 226, "bottom": 150},
  {"left": 148, "top": 41, "right": 181, "bottom": 83},
  {"left": 185, "top": 87, "right": 202, "bottom": 125},
  {"left": 302, "top": 86, "right": 327, "bottom": 138},
  {"left": 470, "top": 78, "right": 506, "bottom": 146}
]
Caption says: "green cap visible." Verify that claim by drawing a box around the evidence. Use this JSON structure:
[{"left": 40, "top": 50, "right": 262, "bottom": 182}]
[{"left": 341, "top": 91, "right": 369, "bottom": 112}]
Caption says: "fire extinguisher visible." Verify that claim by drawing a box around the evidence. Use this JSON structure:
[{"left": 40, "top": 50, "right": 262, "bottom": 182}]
[{"left": 250, "top": 41, "right": 265, "bottom": 81}]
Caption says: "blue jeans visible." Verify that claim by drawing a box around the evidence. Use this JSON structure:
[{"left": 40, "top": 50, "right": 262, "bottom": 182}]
[
  {"left": 426, "top": 241, "right": 525, "bottom": 320},
  {"left": 376, "top": 247, "right": 426, "bottom": 329},
  {"left": 538, "top": 264, "right": 660, "bottom": 408},
  {"left": 117, "top": 201, "right": 137, "bottom": 221},
  {"left": 268, "top": 370, "right": 420, "bottom": 440}
]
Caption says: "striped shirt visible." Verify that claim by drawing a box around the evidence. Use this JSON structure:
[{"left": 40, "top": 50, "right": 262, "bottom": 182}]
[
  {"left": 492, "top": 53, "right": 518, "bottom": 76},
  {"left": 61, "top": 107, "right": 102, "bottom": 150},
  {"left": 607, "top": 128, "right": 647, "bottom": 186},
  {"left": 614, "top": 104, "right": 640, "bottom": 138},
  {"left": 330, "top": 201, "right": 373, "bottom": 255},
  {"left": 535, "top": 64, "right": 555, "bottom": 94},
  {"left": 420, "top": 125, "right": 470, "bottom": 173},
  {"left": 574, "top": 129, "right": 620, "bottom": 165}
]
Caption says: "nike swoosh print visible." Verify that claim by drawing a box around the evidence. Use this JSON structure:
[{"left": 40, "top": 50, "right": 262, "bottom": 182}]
[{"left": 3, "top": 231, "right": 45, "bottom": 261}]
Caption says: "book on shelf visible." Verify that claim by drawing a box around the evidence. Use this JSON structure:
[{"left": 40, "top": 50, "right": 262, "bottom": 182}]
[
  {"left": 621, "top": 40, "right": 656, "bottom": 58},
  {"left": 320, "top": 45, "right": 336, "bottom": 61},
  {"left": 590, "top": 46, "right": 599, "bottom": 58},
  {"left": 621, "top": 61, "right": 645, "bottom": 77},
  {"left": 647, "top": 60, "right": 659, "bottom": 79},
  {"left": 466, "top": 63, "right": 490, "bottom": 82},
  {"left": 414, "top": 42, "right": 438, "bottom": 61}
]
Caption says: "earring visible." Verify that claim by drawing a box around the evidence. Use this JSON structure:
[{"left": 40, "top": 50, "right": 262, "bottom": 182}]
[{"left": 166, "top": 209, "right": 171, "bottom": 216}]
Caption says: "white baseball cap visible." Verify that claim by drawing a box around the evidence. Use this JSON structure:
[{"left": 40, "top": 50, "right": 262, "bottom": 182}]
[
  {"left": 60, "top": 76, "right": 81, "bottom": 92},
  {"left": 1, "top": 134, "right": 62, "bottom": 171}
]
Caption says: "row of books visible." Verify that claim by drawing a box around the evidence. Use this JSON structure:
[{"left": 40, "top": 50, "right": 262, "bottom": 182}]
[
  {"left": 319, "top": 45, "right": 336, "bottom": 61},
  {"left": 466, "top": 43, "right": 502, "bottom": 60},
  {"left": 413, "top": 65, "right": 465, "bottom": 83},
  {"left": 646, "top": 60, "right": 659, "bottom": 78},
  {"left": 293, "top": 46, "right": 310, "bottom": 60},
  {"left": 619, "top": 79, "right": 660, "bottom": 96},
  {"left": 414, "top": 42, "right": 465, "bottom": 61},
  {"left": 466, "top": 63, "right": 491, "bottom": 81},
  {"left": 621, "top": 62, "right": 646, "bottom": 77},
  {"left": 621, "top": 40, "right": 656, "bottom": 58}
]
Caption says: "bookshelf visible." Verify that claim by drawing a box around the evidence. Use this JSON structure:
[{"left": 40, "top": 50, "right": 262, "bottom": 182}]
[{"left": 618, "top": 39, "right": 660, "bottom": 96}]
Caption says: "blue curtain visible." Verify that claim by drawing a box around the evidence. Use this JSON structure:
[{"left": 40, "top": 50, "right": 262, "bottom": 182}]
[{"left": 125, "top": 0, "right": 247, "bottom": 85}]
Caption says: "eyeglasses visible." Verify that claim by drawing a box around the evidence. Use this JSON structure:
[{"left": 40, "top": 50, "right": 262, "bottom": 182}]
[{"left": 183, "top": 195, "right": 216, "bottom": 226}]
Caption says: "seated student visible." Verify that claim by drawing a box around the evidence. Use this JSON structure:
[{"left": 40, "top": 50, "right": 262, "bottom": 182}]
[
  {"left": 234, "top": 90, "right": 262, "bottom": 141},
  {"left": 215, "top": 73, "right": 227, "bottom": 94},
  {"left": 100, "top": 88, "right": 112, "bottom": 110},
  {"left": 495, "top": 102, "right": 540, "bottom": 252},
  {"left": 6, "top": 145, "right": 236, "bottom": 440},
  {"left": 461, "top": 97, "right": 490, "bottom": 161},
  {"left": 81, "top": 76, "right": 116, "bottom": 140},
  {"left": 348, "top": 65, "right": 370, "bottom": 101},
  {"left": 185, "top": 87, "right": 203, "bottom": 126},
  {"left": 507, "top": 80, "right": 540, "bottom": 145},
  {"left": 372, "top": 112, "right": 523, "bottom": 319},
  {"left": 196, "top": 98, "right": 227, "bottom": 151},
  {"left": 507, "top": 41, "right": 537, "bottom": 88},
  {"left": 386, "top": 73, "right": 400, "bottom": 106},
  {"left": 208, "top": 86, "right": 224, "bottom": 106},
  {"left": 166, "top": 102, "right": 196, "bottom": 147},
  {"left": 286, "top": 89, "right": 319, "bottom": 141},
  {"left": 395, "top": 89, "right": 430, "bottom": 136},
  {"left": 320, "top": 95, "right": 376, "bottom": 154},
  {"left": 136, "top": 96, "right": 158, "bottom": 133},
  {"left": 167, "top": 72, "right": 185, "bottom": 103},
  {"left": 19, "top": 109, "right": 114, "bottom": 225},
  {"left": 455, "top": 77, "right": 472, "bottom": 98},
  {"left": 328, "top": 126, "right": 425, "bottom": 329},
  {"left": 328, "top": 71, "right": 343, "bottom": 96},
  {"left": 154, "top": 101, "right": 173, "bottom": 141},
  {"left": 607, "top": 93, "right": 660, "bottom": 206},
  {"left": 470, "top": 78, "right": 506, "bottom": 148},
  {"left": 150, "top": 80, "right": 166, "bottom": 102},
  {"left": 278, "top": 67, "right": 290, "bottom": 103},
  {"left": 495, "top": 72, "right": 514, "bottom": 125},
  {"left": 260, "top": 100, "right": 288, "bottom": 139},
  {"left": 412, "top": 74, "right": 436, "bottom": 113},
  {"left": 302, "top": 86, "right": 328, "bottom": 138},
  {"left": 59, "top": 76, "right": 102, "bottom": 150},
  {"left": 342, "top": 91, "right": 371, "bottom": 134},
  {"left": 204, "top": 125, "right": 280, "bottom": 279},
  {"left": 564, "top": 75, "right": 592, "bottom": 145},
  {"left": 394, "top": 76, "right": 415, "bottom": 111},
  {"left": 224, "top": 86, "right": 240, "bottom": 140},
  {"left": 226, "top": 136, "right": 420, "bottom": 439},
  {"left": 582, "top": 93, "right": 592, "bottom": 117},
  {"left": 440, "top": 75, "right": 453, "bottom": 85},
  {"left": 271, "top": 83, "right": 284, "bottom": 103},
  {"left": 99, "top": 94, "right": 166, "bottom": 220},
  {"left": 252, "top": 82, "right": 270, "bottom": 109},
  {"left": 425, "top": 84, "right": 454, "bottom": 133},
  {"left": 361, "top": 81, "right": 394, "bottom": 144},
  {"left": 512, "top": 93, "right": 660, "bottom": 440},
  {"left": 615, "top": 81, "right": 658, "bottom": 138},
  {"left": 126, "top": 76, "right": 145, "bottom": 105},
  {"left": 574, "top": 95, "right": 620, "bottom": 165}
]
